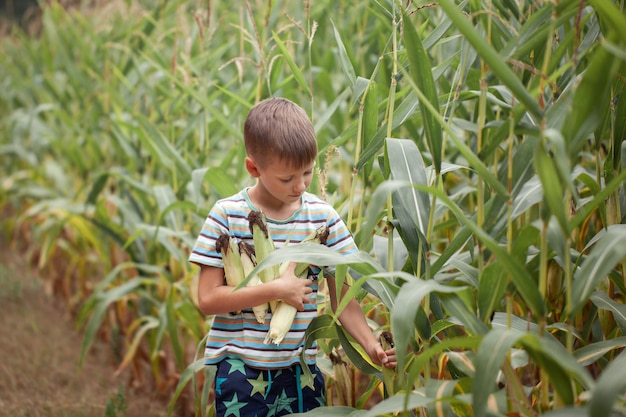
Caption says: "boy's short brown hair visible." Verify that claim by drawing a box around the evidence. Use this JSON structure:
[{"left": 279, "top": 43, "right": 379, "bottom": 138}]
[{"left": 244, "top": 98, "right": 317, "bottom": 169}]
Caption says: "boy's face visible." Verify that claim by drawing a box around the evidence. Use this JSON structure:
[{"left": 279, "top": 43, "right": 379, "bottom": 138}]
[{"left": 247, "top": 157, "right": 315, "bottom": 206}]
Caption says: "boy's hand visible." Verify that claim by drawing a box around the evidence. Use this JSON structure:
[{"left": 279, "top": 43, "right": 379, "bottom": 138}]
[
  {"left": 275, "top": 262, "right": 313, "bottom": 311},
  {"left": 365, "top": 333, "right": 397, "bottom": 369},
  {"left": 378, "top": 331, "right": 397, "bottom": 369},
  {"left": 368, "top": 342, "right": 397, "bottom": 369}
]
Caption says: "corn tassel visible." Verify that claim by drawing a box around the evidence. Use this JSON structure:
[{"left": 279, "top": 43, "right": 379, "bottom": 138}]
[
  {"left": 215, "top": 233, "right": 244, "bottom": 314},
  {"left": 239, "top": 241, "right": 269, "bottom": 324},
  {"left": 264, "top": 225, "right": 329, "bottom": 345},
  {"left": 249, "top": 210, "right": 279, "bottom": 312}
]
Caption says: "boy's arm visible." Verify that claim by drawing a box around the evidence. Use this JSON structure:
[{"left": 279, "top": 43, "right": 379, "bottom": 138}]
[
  {"left": 196, "top": 263, "right": 314, "bottom": 316},
  {"left": 326, "top": 276, "right": 396, "bottom": 369}
]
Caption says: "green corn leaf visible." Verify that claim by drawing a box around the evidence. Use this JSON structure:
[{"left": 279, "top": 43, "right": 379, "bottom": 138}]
[
  {"left": 473, "top": 329, "right": 592, "bottom": 415},
  {"left": 392, "top": 279, "right": 473, "bottom": 372},
  {"left": 477, "top": 262, "right": 507, "bottom": 323},
  {"left": 438, "top": 292, "right": 489, "bottom": 337},
  {"left": 611, "top": 69, "right": 626, "bottom": 170},
  {"left": 303, "top": 314, "right": 339, "bottom": 351},
  {"left": 135, "top": 115, "right": 192, "bottom": 179},
  {"left": 571, "top": 225, "right": 626, "bottom": 316},
  {"left": 167, "top": 358, "right": 209, "bottom": 417},
  {"left": 360, "top": 79, "right": 378, "bottom": 177},
  {"left": 534, "top": 139, "right": 569, "bottom": 234},
  {"left": 589, "top": 350, "right": 626, "bottom": 417},
  {"left": 79, "top": 278, "right": 144, "bottom": 367},
  {"left": 522, "top": 335, "right": 592, "bottom": 404},
  {"left": 289, "top": 406, "right": 359, "bottom": 416},
  {"left": 562, "top": 29, "right": 622, "bottom": 157},
  {"left": 330, "top": 19, "right": 357, "bottom": 89},
  {"left": 384, "top": 138, "right": 431, "bottom": 273},
  {"left": 336, "top": 325, "right": 379, "bottom": 376},
  {"left": 272, "top": 31, "right": 311, "bottom": 97},
  {"left": 365, "top": 179, "right": 545, "bottom": 317},
  {"left": 166, "top": 290, "right": 184, "bottom": 369},
  {"left": 588, "top": 0, "right": 626, "bottom": 43},
  {"left": 570, "top": 167, "right": 626, "bottom": 231},
  {"left": 118, "top": 316, "right": 160, "bottom": 376},
  {"left": 359, "top": 392, "right": 434, "bottom": 417},
  {"left": 402, "top": 9, "right": 442, "bottom": 174},
  {"left": 590, "top": 291, "right": 626, "bottom": 335},
  {"left": 437, "top": 0, "right": 543, "bottom": 122},
  {"left": 574, "top": 336, "right": 626, "bottom": 366},
  {"left": 356, "top": 90, "right": 420, "bottom": 171},
  {"left": 238, "top": 244, "right": 385, "bottom": 289}
]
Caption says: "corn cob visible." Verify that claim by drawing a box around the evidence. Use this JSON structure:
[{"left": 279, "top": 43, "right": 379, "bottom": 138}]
[
  {"left": 263, "top": 268, "right": 308, "bottom": 345},
  {"left": 248, "top": 210, "right": 279, "bottom": 313},
  {"left": 264, "top": 225, "right": 329, "bottom": 345},
  {"left": 238, "top": 241, "right": 269, "bottom": 324},
  {"left": 329, "top": 349, "right": 353, "bottom": 407},
  {"left": 215, "top": 233, "right": 244, "bottom": 314},
  {"left": 379, "top": 331, "right": 396, "bottom": 397},
  {"left": 546, "top": 259, "right": 563, "bottom": 306},
  {"left": 248, "top": 210, "right": 277, "bottom": 280},
  {"left": 287, "top": 224, "right": 330, "bottom": 277}
]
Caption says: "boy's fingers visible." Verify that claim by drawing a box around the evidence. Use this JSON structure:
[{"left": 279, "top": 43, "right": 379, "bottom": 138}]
[
  {"left": 377, "top": 344, "right": 398, "bottom": 368},
  {"left": 371, "top": 343, "right": 386, "bottom": 365}
]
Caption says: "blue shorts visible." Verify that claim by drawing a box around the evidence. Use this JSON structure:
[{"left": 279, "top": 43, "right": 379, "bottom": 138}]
[{"left": 214, "top": 358, "right": 326, "bottom": 417}]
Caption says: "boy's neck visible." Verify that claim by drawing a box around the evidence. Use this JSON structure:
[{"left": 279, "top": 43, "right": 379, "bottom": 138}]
[{"left": 247, "top": 185, "right": 301, "bottom": 221}]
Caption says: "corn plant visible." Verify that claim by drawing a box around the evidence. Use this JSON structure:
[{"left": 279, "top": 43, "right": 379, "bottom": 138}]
[
  {"left": 290, "top": 1, "right": 626, "bottom": 416},
  {"left": 2, "top": 0, "right": 626, "bottom": 416}
]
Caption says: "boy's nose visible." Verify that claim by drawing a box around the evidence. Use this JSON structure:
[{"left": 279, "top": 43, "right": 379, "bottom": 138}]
[{"left": 294, "top": 179, "right": 307, "bottom": 193}]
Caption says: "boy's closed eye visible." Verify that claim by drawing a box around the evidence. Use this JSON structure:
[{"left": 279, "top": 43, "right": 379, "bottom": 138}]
[{"left": 278, "top": 169, "right": 313, "bottom": 183}]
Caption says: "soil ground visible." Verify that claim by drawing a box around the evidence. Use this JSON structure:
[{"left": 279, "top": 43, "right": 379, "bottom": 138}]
[{"left": 0, "top": 247, "right": 172, "bottom": 417}]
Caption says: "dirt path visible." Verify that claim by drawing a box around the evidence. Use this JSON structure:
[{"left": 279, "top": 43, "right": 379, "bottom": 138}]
[{"left": 0, "top": 248, "right": 171, "bottom": 417}]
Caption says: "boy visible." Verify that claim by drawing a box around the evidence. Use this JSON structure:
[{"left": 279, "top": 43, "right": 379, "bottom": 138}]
[{"left": 189, "top": 97, "right": 396, "bottom": 417}]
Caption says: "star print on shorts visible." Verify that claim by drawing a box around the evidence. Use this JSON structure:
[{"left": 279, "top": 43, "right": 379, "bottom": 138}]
[{"left": 214, "top": 358, "right": 326, "bottom": 417}]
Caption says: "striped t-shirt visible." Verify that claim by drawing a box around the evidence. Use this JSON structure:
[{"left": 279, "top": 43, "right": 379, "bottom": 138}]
[{"left": 189, "top": 188, "right": 357, "bottom": 369}]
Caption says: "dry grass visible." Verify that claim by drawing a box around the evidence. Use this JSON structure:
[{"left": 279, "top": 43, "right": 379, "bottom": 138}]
[{"left": 0, "top": 246, "right": 175, "bottom": 417}]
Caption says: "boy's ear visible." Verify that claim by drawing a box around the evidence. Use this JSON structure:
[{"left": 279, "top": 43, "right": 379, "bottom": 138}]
[{"left": 245, "top": 157, "right": 261, "bottom": 178}]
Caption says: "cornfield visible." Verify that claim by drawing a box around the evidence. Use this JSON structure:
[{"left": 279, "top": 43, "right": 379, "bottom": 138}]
[{"left": 1, "top": 0, "right": 626, "bottom": 416}]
